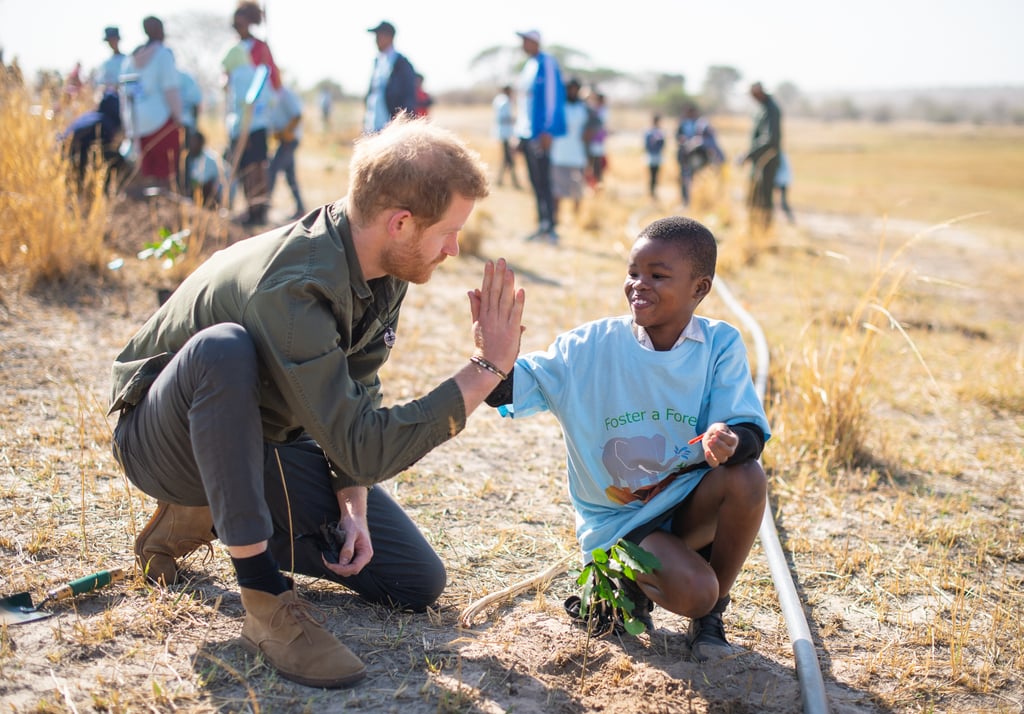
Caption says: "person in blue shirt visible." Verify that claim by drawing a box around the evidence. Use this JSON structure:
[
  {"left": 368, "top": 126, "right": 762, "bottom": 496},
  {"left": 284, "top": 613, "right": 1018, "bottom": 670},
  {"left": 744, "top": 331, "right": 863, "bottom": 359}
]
[
  {"left": 485, "top": 215, "right": 769, "bottom": 661},
  {"left": 676, "top": 103, "right": 725, "bottom": 207},
  {"left": 643, "top": 114, "right": 666, "bottom": 199},
  {"left": 513, "top": 29, "right": 566, "bottom": 242}
]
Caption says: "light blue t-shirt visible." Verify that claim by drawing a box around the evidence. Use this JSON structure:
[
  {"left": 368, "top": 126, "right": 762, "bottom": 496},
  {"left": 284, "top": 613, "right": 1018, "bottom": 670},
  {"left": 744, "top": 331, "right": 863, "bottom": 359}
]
[
  {"left": 493, "top": 93, "right": 513, "bottom": 141},
  {"left": 364, "top": 48, "right": 395, "bottom": 134},
  {"left": 224, "top": 40, "right": 270, "bottom": 139},
  {"left": 550, "top": 100, "right": 589, "bottom": 168},
  {"left": 189, "top": 148, "right": 222, "bottom": 186},
  {"left": 505, "top": 315, "right": 770, "bottom": 558},
  {"left": 119, "top": 44, "right": 178, "bottom": 137},
  {"left": 97, "top": 53, "right": 125, "bottom": 91}
]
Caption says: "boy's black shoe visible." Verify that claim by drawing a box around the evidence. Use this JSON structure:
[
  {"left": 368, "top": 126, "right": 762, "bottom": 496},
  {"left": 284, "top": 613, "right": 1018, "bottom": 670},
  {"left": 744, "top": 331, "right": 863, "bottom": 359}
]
[{"left": 686, "top": 595, "right": 735, "bottom": 662}]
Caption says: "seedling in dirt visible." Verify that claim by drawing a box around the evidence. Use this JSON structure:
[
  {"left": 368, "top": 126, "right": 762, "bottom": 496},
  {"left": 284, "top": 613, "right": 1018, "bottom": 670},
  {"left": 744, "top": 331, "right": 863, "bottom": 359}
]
[
  {"left": 572, "top": 539, "right": 661, "bottom": 636},
  {"left": 138, "top": 228, "right": 191, "bottom": 269}
]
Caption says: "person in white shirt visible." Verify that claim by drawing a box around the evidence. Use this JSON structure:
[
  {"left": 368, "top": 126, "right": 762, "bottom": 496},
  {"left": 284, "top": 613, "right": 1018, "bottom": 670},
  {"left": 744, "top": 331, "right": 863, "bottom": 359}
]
[
  {"left": 492, "top": 85, "right": 521, "bottom": 189},
  {"left": 549, "top": 78, "right": 590, "bottom": 240},
  {"left": 119, "top": 16, "right": 182, "bottom": 188}
]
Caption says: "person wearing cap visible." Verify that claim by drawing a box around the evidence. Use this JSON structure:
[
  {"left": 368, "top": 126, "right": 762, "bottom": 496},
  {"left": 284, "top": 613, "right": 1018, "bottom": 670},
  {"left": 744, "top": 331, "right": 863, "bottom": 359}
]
[
  {"left": 97, "top": 26, "right": 125, "bottom": 92},
  {"left": 119, "top": 16, "right": 183, "bottom": 188},
  {"left": 513, "top": 29, "right": 566, "bottom": 242},
  {"left": 363, "top": 20, "right": 417, "bottom": 134}
]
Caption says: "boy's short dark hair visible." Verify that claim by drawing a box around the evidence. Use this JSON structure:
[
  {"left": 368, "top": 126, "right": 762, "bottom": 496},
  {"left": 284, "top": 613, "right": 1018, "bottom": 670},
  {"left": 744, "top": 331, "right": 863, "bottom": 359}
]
[{"left": 638, "top": 216, "right": 717, "bottom": 279}]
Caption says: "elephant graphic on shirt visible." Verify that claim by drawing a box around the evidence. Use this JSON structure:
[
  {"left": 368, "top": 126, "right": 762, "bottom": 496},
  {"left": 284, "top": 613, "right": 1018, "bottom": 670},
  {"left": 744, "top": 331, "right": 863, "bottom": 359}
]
[{"left": 602, "top": 434, "right": 680, "bottom": 505}]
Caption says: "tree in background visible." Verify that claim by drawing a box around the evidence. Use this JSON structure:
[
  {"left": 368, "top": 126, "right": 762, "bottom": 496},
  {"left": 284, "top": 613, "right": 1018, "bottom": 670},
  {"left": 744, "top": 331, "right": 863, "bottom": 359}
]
[
  {"left": 701, "top": 65, "right": 741, "bottom": 113},
  {"left": 313, "top": 78, "right": 344, "bottom": 101},
  {"left": 164, "top": 12, "right": 236, "bottom": 100},
  {"left": 650, "top": 73, "right": 692, "bottom": 117}
]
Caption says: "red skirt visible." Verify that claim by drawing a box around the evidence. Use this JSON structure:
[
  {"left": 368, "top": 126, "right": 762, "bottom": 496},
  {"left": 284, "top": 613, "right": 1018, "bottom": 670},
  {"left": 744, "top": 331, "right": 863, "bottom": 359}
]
[{"left": 139, "top": 118, "right": 181, "bottom": 180}]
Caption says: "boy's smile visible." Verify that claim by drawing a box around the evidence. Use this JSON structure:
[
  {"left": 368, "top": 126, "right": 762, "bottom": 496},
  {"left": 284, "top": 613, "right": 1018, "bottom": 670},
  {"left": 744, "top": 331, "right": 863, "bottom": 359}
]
[{"left": 624, "top": 236, "right": 711, "bottom": 351}]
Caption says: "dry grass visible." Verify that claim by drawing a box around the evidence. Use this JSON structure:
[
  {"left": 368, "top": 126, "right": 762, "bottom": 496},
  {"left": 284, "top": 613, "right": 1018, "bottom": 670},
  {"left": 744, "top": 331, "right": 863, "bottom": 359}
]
[
  {"left": 0, "top": 83, "right": 111, "bottom": 289},
  {"left": 1, "top": 97, "right": 1022, "bottom": 712}
]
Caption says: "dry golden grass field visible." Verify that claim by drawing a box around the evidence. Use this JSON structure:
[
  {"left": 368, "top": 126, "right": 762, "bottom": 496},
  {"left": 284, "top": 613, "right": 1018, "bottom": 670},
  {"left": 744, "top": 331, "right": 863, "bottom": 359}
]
[{"left": 1, "top": 90, "right": 1023, "bottom": 713}]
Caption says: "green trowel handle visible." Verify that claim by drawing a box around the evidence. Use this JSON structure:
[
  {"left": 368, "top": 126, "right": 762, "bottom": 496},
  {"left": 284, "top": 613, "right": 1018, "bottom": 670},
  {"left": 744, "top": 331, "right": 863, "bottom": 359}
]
[{"left": 45, "top": 568, "right": 126, "bottom": 603}]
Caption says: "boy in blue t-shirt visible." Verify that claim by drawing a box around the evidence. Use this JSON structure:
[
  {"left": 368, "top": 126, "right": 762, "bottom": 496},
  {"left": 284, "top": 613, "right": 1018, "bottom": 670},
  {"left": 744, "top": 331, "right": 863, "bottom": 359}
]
[{"left": 484, "top": 216, "right": 769, "bottom": 661}]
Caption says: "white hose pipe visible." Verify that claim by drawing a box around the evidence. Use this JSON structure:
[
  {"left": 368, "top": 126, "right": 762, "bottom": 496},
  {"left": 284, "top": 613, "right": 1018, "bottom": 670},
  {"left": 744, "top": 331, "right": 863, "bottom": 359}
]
[{"left": 713, "top": 278, "right": 830, "bottom": 714}]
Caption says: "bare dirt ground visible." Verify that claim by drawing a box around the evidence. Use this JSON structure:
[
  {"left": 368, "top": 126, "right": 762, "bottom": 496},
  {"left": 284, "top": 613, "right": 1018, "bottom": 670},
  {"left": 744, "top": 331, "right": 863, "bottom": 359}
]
[{"left": 1, "top": 113, "right": 1022, "bottom": 713}]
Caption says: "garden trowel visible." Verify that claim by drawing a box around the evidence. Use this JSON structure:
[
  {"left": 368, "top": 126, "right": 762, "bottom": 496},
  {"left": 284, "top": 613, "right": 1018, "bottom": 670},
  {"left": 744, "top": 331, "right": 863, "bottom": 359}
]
[{"left": 0, "top": 568, "right": 125, "bottom": 625}]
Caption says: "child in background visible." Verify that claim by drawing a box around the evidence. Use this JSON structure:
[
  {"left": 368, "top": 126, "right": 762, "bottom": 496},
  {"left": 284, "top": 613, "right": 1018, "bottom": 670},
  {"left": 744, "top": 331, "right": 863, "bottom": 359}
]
[
  {"left": 183, "top": 131, "right": 223, "bottom": 208},
  {"left": 485, "top": 216, "right": 770, "bottom": 661},
  {"left": 643, "top": 114, "right": 666, "bottom": 199},
  {"left": 775, "top": 151, "right": 795, "bottom": 224}
]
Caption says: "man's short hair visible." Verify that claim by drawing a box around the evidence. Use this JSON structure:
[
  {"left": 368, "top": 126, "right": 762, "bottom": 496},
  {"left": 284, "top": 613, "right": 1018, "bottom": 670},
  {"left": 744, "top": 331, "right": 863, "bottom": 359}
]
[
  {"left": 637, "top": 216, "right": 717, "bottom": 279},
  {"left": 348, "top": 115, "right": 489, "bottom": 228}
]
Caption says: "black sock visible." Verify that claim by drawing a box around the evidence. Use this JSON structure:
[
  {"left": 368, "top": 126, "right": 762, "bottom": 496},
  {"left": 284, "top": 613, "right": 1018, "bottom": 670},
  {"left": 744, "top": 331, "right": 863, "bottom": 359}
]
[{"left": 231, "top": 550, "right": 290, "bottom": 595}]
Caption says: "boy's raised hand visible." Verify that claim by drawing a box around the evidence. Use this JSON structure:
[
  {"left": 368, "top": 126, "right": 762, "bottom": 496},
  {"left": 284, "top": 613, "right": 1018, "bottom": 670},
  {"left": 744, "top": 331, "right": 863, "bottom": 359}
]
[{"left": 467, "top": 258, "right": 526, "bottom": 375}]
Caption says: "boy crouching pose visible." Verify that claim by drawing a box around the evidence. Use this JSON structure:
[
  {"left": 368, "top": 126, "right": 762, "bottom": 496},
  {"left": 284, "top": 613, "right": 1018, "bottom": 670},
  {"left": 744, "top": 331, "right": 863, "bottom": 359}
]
[{"left": 484, "top": 216, "right": 769, "bottom": 660}]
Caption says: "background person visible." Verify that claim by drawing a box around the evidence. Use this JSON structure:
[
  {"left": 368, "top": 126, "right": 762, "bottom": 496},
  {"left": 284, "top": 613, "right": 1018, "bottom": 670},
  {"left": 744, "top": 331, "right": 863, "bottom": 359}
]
[
  {"left": 585, "top": 91, "right": 608, "bottom": 186},
  {"left": 644, "top": 113, "right": 666, "bottom": 199},
  {"left": 267, "top": 83, "right": 306, "bottom": 221},
  {"left": 738, "top": 82, "right": 782, "bottom": 230},
  {"left": 96, "top": 26, "right": 125, "bottom": 93},
  {"left": 222, "top": 4, "right": 275, "bottom": 226},
  {"left": 414, "top": 72, "right": 433, "bottom": 117},
  {"left": 110, "top": 116, "right": 525, "bottom": 690},
  {"left": 492, "top": 84, "right": 521, "bottom": 189},
  {"left": 775, "top": 151, "right": 795, "bottom": 224},
  {"left": 363, "top": 20, "right": 417, "bottom": 134},
  {"left": 676, "top": 103, "right": 725, "bottom": 207},
  {"left": 119, "top": 16, "right": 182, "bottom": 190},
  {"left": 513, "top": 29, "right": 566, "bottom": 242},
  {"left": 182, "top": 130, "right": 223, "bottom": 207},
  {"left": 548, "top": 77, "right": 590, "bottom": 242}
]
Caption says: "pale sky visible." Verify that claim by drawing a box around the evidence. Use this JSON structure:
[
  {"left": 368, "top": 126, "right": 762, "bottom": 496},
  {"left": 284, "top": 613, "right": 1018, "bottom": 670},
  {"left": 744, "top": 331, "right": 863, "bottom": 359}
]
[{"left": 1, "top": 0, "right": 1021, "bottom": 95}]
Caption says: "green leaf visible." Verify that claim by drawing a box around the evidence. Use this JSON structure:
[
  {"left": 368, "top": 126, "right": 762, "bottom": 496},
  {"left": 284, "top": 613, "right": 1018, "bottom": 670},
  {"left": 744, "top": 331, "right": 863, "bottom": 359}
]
[
  {"left": 617, "top": 592, "right": 636, "bottom": 614},
  {"left": 615, "top": 539, "right": 662, "bottom": 573},
  {"left": 592, "top": 547, "right": 609, "bottom": 565},
  {"left": 579, "top": 576, "right": 594, "bottom": 618},
  {"left": 623, "top": 615, "right": 647, "bottom": 636}
]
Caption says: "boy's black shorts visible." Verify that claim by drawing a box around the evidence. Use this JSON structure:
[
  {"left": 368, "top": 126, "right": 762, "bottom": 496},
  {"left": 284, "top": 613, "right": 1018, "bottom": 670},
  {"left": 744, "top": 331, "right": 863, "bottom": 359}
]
[{"left": 623, "top": 478, "right": 704, "bottom": 546}]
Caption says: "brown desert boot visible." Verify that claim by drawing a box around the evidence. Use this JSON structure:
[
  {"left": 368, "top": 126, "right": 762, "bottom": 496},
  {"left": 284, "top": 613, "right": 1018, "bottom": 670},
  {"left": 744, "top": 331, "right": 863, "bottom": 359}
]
[
  {"left": 240, "top": 587, "right": 367, "bottom": 688},
  {"left": 134, "top": 502, "right": 215, "bottom": 585}
]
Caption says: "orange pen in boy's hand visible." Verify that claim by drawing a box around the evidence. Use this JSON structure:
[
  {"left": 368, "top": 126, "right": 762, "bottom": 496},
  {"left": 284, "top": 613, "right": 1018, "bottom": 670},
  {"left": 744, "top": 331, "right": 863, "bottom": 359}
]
[{"left": 688, "top": 432, "right": 706, "bottom": 445}]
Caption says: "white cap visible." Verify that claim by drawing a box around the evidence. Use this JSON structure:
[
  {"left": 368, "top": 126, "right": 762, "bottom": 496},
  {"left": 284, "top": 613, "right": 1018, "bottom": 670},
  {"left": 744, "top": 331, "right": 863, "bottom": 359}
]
[{"left": 516, "top": 30, "right": 541, "bottom": 43}]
